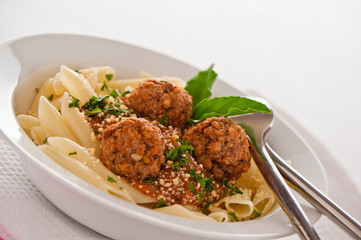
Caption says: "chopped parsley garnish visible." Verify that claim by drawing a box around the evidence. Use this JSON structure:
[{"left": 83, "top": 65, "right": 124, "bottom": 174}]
[
  {"left": 43, "top": 138, "right": 48, "bottom": 144},
  {"left": 68, "top": 94, "right": 80, "bottom": 109},
  {"left": 109, "top": 89, "right": 122, "bottom": 98},
  {"left": 188, "top": 182, "right": 195, "bottom": 191},
  {"left": 68, "top": 151, "right": 77, "bottom": 155},
  {"left": 103, "top": 105, "right": 130, "bottom": 115},
  {"left": 143, "top": 176, "right": 154, "bottom": 184},
  {"left": 188, "top": 169, "right": 216, "bottom": 192},
  {"left": 202, "top": 201, "right": 213, "bottom": 214},
  {"left": 70, "top": 91, "right": 132, "bottom": 119},
  {"left": 187, "top": 168, "right": 219, "bottom": 204},
  {"left": 222, "top": 178, "right": 243, "bottom": 197},
  {"left": 228, "top": 211, "right": 239, "bottom": 222},
  {"left": 196, "top": 192, "right": 204, "bottom": 203},
  {"left": 121, "top": 90, "right": 131, "bottom": 97},
  {"left": 105, "top": 73, "right": 114, "bottom": 80},
  {"left": 86, "top": 108, "right": 102, "bottom": 115},
  {"left": 251, "top": 209, "right": 262, "bottom": 219},
  {"left": 158, "top": 115, "right": 169, "bottom": 126},
  {"left": 75, "top": 70, "right": 81, "bottom": 74},
  {"left": 35, "top": 88, "right": 39, "bottom": 93},
  {"left": 165, "top": 139, "right": 194, "bottom": 170},
  {"left": 101, "top": 81, "right": 110, "bottom": 91},
  {"left": 107, "top": 176, "right": 117, "bottom": 183},
  {"left": 48, "top": 94, "right": 54, "bottom": 101},
  {"left": 152, "top": 198, "right": 168, "bottom": 209},
  {"left": 82, "top": 95, "right": 109, "bottom": 115}
]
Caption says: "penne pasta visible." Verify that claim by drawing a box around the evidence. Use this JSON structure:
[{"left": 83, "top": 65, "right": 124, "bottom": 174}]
[
  {"left": 47, "top": 136, "right": 155, "bottom": 204},
  {"left": 50, "top": 94, "right": 65, "bottom": 111},
  {"left": 236, "top": 159, "right": 276, "bottom": 216},
  {"left": 38, "top": 95, "right": 78, "bottom": 142},
  {"left": 61, "top": 92, "right": 99, "bottom": 151},
  {"left": 236, "top": 159, "right": 262, "bottom": 191},
  {"left": 29, "top": 78, "right": 56, "bottom": 115},
  {"left": 30, "top": 126, "right": 50, "bottom": 145},
  {"left": 252, "top": 184, "right": 276, "bottom": 214},
  {"left": 39, "top": 144, "right": 108, "bottom": 190},
  {"left": 59, "top": 65, "right": 96, "bottom": 105},
  {"left": 213, "top": 190, "right": 254, "bottom": 219},
  {"left": 39, "top": 144, "right": 135, "bottom": 203},
  {"left": 154, "top": 204, "right": 216, "bottom": 222},
  {"left": 85, "top": 71, "right": 99, "bottom": 90},
  {"left": 208, "top": 211, "right": 230, "bottom": 222},
  {"left": 79, "top": 66, "right": 116, "bottom": 83},
  {"left": 16, "top": 114, "right": 40, "bottom": 131},
  {"left": 52, "top": 77, "right": 67, "bottom": 96}
]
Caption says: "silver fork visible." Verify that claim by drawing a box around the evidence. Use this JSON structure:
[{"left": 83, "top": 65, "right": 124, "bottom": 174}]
[
  {"left": 266, "top": 143, "right": 361, "bottom": 239},
  {"left": 230, "top": 98, "right": 361, "bottom": 240},
  {"left": 230, "top": 109, "right": 320, "bottom": 240}
]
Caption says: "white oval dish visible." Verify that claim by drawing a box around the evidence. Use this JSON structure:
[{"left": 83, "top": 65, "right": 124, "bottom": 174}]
[{"left": 0, "top": 34, "right": 327, "bottom": 240}]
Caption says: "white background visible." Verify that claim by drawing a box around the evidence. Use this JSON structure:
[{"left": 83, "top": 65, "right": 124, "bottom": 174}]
[{"left": 0, "top": 0, "right": 360, "bottom": 239}]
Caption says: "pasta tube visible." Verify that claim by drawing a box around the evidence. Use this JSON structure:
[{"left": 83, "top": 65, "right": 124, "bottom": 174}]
[
  {"left": 38, "top": 95, "right": 78, "bottom": 142},
  {"left": 79, "top": 66, "right": 116, "bottom": 83},
  {"left": 39, "top": 144, "right": 135, "bottom": 203},
  {"left": 47, "top": 136, "right": 156, "bottom": 204},
  {"left": 213, "top": 190, "right": 254, "bottom": 219},
  {"left": 154, "top": 204, "right": 216, "bottom": 222},
  {"left": 16, "top": 114, "right": 40, "bottom": 132},
  {"left": 29, "top": 78, "right": 56, "bottom": 115},
  {"left": 59, "top": 65, "right": 96, "bottom": 105},
  {"left": 30, "top": 126, "right": 50, "bottom": 145},
  {"left": 61, "top": 92, "right": 99, "bottom": 151}
]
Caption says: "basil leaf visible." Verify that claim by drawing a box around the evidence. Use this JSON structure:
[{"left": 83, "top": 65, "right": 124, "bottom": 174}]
[
  {"left": 185, "top": 64, "right": 217, "bottom": 108},
  {"left": 192, "top": 96, "right": 271, "bottom": 121}
]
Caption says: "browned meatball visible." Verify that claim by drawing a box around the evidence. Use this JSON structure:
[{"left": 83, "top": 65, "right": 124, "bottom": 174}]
[
  {"left": 125, "top": 79, "right": 192, "bottom": 129},
  {"left": 183, "top": 116, "right": 251, "bottom": 180},
  {"left": 100, "top": 117, "right": 165, "bottom": 180}
]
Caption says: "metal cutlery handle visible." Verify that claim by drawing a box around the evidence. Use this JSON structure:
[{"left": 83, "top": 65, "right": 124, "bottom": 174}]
[
  {"left": 249, "top": 140, "right": 320, "bottom": 240},
  {"left": 266, "top": 143, "right": 361, "bottom": 240}
]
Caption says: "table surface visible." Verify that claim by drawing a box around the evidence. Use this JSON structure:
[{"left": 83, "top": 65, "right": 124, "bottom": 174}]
[{"left": 0, "top": 0, "right": 360, "bottom": 239}]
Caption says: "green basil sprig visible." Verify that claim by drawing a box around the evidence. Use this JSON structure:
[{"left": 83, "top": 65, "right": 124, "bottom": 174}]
[
  {"left": 185, "top": 65, "right": 271, "bottom": 122},
  {"left": 192, "top": 96, "right": 271, "bottom": 121},
  {"left": 185, "top": 64, "right": 217, "bottom": 108}
]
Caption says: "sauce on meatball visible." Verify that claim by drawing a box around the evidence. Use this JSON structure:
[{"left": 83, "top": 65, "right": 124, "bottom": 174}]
[
  {"left": 100, "top": 117, "right": 165, "bottom": 180},
  {"left": 183, "top": 116, "right": 251, "bottom": 180},
  {"left": 130, "top": 160, "right": 225, "bottom": 209},
  {"left": 97, "top": 81, "right": 251, "bottom": 210}
]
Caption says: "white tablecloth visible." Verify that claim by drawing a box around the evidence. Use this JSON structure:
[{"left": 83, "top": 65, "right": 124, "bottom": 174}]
[{"left": 0, "top": 0, "right": 360, "bottom": 239}]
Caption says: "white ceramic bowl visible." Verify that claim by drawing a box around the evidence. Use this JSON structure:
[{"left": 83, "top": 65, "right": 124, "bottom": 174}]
[{"left": 0, "top": 34, "right": 327, "bottom": 240}]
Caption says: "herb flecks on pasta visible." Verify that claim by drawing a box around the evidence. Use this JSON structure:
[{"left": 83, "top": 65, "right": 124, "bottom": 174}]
[{"left": 17, "top": 65, "right": 276, "bottom": 222}]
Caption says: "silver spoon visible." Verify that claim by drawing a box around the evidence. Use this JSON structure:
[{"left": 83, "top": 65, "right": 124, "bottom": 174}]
[{"left": 229, "top": 100, "right": 320, "bottom": 240}]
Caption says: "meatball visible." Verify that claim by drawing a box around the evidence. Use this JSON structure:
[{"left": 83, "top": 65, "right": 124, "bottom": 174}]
[
  {"left": 100, "top": 117, "right": 165, "bottom": 180},
  {"left": 125, "top": 79, "right": 192, "bottom": 129},
  {"left": 183, "top": 116, "right": 251, "bottom": 180}
]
